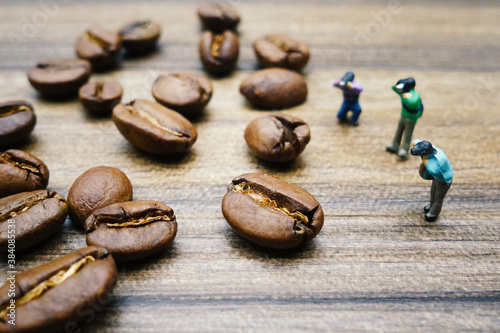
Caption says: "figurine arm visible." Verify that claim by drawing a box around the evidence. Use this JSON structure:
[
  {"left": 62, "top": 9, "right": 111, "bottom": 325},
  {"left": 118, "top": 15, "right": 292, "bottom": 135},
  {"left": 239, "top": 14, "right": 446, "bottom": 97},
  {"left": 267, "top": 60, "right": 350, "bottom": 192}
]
[
  {"left": 422, "top": 160, "right": 437, "bottom": 180},
  {"left": 349, "top": 81, "right": 363, "bottom": 93},
  {"left": 419, "top": 163, "right": 427, "bottom": 178}
]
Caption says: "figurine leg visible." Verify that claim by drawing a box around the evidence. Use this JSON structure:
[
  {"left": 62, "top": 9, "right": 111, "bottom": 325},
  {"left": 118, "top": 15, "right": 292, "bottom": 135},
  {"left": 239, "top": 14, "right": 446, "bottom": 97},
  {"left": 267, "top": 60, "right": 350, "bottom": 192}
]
[
  {"left": 398, "top": 119, "right": 415, "bottom": 160},
  {"left": 425, "top": 181, "right": 452, "bottom": 222},
  {"left": 349, "top": 102, "right": 362, "bottom": 126},
  {"left": 337, "top": 102, "right": 349, "bottom": 122},
  {"left": 424, "top": 179, "right": 437, "bottom": 213},
  {"left": 386, "top": 117, "right": 404, "bottom": 153}
]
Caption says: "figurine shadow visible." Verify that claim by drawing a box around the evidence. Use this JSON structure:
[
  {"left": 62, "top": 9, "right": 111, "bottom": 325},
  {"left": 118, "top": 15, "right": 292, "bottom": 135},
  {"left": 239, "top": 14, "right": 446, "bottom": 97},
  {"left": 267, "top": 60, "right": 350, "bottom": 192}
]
[
  {"left": 400, "top": 208, "right": 453, "bottom": 241},
  {"left": 223, "top": 227, "right": 318, "bottom": 264}
]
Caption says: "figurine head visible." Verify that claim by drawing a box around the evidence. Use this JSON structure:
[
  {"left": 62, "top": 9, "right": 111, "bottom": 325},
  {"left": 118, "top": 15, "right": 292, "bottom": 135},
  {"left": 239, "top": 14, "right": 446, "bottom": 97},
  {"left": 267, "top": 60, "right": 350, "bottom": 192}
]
[
  {"left": 395, "top": 77, "right": 416, "bottom": 93},
  {"left": 410, "top": 140, "right": 437, "bottom": 156},
  {"left": 339, "top": 71, "right": 355, "bottom": 87}
]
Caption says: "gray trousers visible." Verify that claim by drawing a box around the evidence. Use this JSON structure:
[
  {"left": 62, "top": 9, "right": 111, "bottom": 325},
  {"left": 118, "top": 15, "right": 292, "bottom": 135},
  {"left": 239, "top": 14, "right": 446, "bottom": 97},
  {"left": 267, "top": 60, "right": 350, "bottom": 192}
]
[
  {"left": 427, "top": 179, "right": 452, "bottom": 219},
  {"left": 391, "top": 117, "right": 416, "bottom": 152}
]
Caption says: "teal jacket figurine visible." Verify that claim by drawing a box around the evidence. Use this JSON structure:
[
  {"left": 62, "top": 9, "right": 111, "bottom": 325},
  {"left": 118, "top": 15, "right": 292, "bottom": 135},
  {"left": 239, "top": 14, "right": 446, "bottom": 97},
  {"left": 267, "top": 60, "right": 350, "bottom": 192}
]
[
  {"left": 410, "top": 140, "right": 453, "bottom": 222},
  {"left": 386, "top": 78, "right": 423, "bottom": 160}
]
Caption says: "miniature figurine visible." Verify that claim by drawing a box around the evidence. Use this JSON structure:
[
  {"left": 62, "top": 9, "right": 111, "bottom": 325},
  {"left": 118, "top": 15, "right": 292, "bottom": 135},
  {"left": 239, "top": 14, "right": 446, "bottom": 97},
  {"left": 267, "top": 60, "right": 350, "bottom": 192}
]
[
  {"left": 410, "top": 139, "right": 453, "bottom": 222},
  {"left": 386, "top": 77, "right": 423, "bottom": 160},
  {"left": 333, "top": 71, "right": 363, "bottom": 126}
]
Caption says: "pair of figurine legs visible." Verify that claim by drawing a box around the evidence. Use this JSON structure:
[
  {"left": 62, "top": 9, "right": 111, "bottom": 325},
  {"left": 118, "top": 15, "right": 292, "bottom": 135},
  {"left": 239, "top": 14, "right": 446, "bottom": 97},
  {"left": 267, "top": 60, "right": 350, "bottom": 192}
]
[
  {"left": 337, "top": 100, "right": 361, "bottom": 126},
  {"left": 425, "top": 179, "right": 452, "bottom": 222},
  {"left": 386, "top": 117, "right": 415, "bottom": 160}
]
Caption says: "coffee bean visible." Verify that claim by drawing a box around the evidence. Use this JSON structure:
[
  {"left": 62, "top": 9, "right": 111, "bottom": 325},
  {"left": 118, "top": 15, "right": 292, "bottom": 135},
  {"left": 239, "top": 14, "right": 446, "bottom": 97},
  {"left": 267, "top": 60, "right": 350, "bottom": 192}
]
[
  {"left": 0, "top": 100, "right": 36, "bottom": 148},
  {"left": 253, "top": 34, "right": 310, "bottom": 71},
  {"left": 199, "top": 30, "right": 239, "bottom": 75},
  {"left": 68, "top": 166, "right": 133, "bottom": 228},
  {"left": 0, "top": 190, "right": 68, "bottom": 252},
  {"left": 120, "top": 20, "right": 161, "bottom": 55},
  {"left": 79, "top": 81, "right": 123, "bottom": 115},
  {"left": 28, "top": 59, "right": 91, "bottom": 97},
  {"left": 197, "top": 2, "right": 240, "bottom": 32},
  {"left": 152, "top": 73, "right": 213, "bottom": 116},
  {"left": 0, "top": 246, "right": 117, "bottom": 332},
  {"left": 240, "top": 68, "right": 307, "bottom": 109},
  {"left": 85, "top": 200, "right": 177, "bottom": 261},
  {"left": 0, "top": 149, "right": 49, "bottom": 198},
  {"left": 113, "top": 99, "right": 198, "bottom": 154},
  {"left": 222, "top": 173, "right": 324, "bottom": 249},
  {"left": 245, "top": 114, "right": 311, "bottom": 163},
  {"left": 75, "top": 26, "right": 122, "bottom": 71}
]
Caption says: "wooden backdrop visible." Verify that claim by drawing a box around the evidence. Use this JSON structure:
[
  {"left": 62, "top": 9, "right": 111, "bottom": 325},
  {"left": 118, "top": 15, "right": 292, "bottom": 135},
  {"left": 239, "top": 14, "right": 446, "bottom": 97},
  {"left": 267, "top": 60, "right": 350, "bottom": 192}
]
[{"left": 1, "top": 0, "right": 499, "bottom": 331}]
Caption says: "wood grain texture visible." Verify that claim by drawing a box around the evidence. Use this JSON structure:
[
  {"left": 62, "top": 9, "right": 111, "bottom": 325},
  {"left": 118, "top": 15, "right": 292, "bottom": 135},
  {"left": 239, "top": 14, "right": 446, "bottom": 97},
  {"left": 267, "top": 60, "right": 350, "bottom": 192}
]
[{"left": 1, "top": 0, "right": 499, "bottom": 332}]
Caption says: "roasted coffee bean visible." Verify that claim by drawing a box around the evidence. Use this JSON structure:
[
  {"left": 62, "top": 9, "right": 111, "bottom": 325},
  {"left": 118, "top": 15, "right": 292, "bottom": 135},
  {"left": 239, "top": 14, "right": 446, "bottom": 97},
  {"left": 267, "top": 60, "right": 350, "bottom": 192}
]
[
  {"left": 222, "top": 173, "right": 324, "bottom": 249},
  {"left": 0, "top": 149, "right": 49, "bottom": 198},
  {"left": 0, "top": 100, "right": 36, "bottom": 148},
  {"left": 152, "top": 73, "right": 213, "bottom": 116},
  {"left": 253, "top": 34, "right": 310, "bottom": 71},
  {"left": 0, "top": 246, "right": 117, "bottom": 332},
  {"left": 68, "top": 166, "right": 133, "bottom": 229},
  {"left": 199, "top": 30, "right": 239, "bottom": 75},
  {"left": 197, "top": 2, "right": 240, "bottom": 32},
  {"left": 245, "top": 114, "right": 311, "bottom": 163},
  {"left": 0, "top": 190, "right": 68, "bottom": 252},
  {"left": 75, "top": 26, "right": 122, "bottom": 70},
  {"left": 120, "top": 20, "right": 161, "bottom": 55},
  {"left": 240, "top": 68, "right": 307, "bottom": 109},
  {"left": 79, "top": 81, "right": 123, "bottom": 115},
  {"left": 28, "top": 59, "right": 91, "bottom": 97},
  {"left": 85, "top": 200, "right": 177, "bottom": 261},
  {"left": 113, "top": 99, "right": 198, "bottom": 154}
]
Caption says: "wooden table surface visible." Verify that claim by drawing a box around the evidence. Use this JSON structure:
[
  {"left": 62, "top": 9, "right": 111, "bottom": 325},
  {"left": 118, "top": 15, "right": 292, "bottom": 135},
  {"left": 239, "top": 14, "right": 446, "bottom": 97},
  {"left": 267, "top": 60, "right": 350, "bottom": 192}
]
[{"left": 1, "top": 0, "right": 500, "bottom": 332}]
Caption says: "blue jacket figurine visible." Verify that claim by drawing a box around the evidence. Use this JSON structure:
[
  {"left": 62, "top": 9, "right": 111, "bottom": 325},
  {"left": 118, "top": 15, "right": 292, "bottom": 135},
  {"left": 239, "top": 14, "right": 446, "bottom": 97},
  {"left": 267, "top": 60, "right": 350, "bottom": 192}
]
[
  {"left": 410, "top": 140, "right": 453, "bottom": 222},
  {"left": 333, "top": 71, "right": 363, "bottom": 126}
]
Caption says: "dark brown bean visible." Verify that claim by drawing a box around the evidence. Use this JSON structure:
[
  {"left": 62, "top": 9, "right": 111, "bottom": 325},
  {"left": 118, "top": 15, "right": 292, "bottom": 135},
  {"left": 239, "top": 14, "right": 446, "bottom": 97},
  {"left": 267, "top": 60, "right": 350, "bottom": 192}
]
[
  {"left": 28, "top": 59, "right": 91, "bottom": 97},
  {"left": 240, "top": 68, "right": 307, "bottom": 109},
  {"left": 79, "top": 81, "right": 123, "bottom": 115},
  {"left": 197, "top": 2, "right": 240, "bottom": 32},
  {"left": 0, "top": 149, "right": 49, "bottom": 198},
  {"left": 199, "top": 30, "right": 239, "bottom": 75},
  {"left": 85, "top": 200, "right": 177, "bottom": 261},
  {"left": 0, "top": 190, "right": 68, "bottom": 252},
  {"left": 112, "top": 99, "right": 198, "bottom": 154},
  {"left": 245, "top": 114, "right": 311, "bottom": 163},
  {"left": 0, "top": 100, "right": 36, "bottom": 148},
  {"left": 75, "top": 26, "right": 122, "bottom": 71},
  {"left": 222, "top": 173, "right": 324, "bottom": 249},
  {"left": 253, "top": 34, "right": 310, "bottom": 71},
  {"left": 152, "top": 73, "right": 213, "bottom": 116},
  {"left": 67, "top": 166, "right": 133, "bottom": 229},
  {"left": 120, "top": 20, "right": 161, "bottom": 55},
  {"left": 0, "top": 246, "right": 117, "bottom": 332}
]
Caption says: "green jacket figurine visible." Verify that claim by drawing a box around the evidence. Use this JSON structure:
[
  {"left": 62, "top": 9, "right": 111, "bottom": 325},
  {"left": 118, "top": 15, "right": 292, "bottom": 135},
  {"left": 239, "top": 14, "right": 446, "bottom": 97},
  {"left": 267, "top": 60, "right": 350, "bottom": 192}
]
[{"left": 386, "top": 77, "right": 423, "bottom": 160}]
